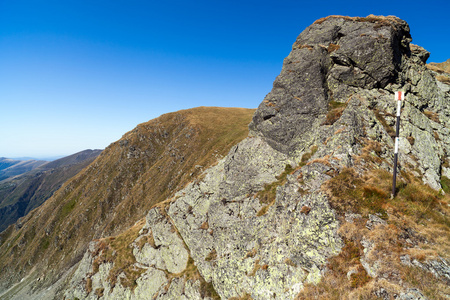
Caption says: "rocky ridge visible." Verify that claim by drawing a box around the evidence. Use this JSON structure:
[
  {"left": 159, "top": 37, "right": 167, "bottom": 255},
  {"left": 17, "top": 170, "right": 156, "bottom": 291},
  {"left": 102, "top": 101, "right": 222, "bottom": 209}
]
[
  {"left": 0, "top": 159, "right": 47, "bottom": 182},
  {"left": 1, "top": 15, "right": 450, "bottom": 300},
  {"left": 60, "top": 15, "right": 450, "bottom": 300}
]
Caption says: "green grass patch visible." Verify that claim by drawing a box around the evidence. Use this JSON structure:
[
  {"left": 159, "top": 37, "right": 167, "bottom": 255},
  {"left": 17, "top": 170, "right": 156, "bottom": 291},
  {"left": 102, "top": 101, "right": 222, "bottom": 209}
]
[
  {"left": 91, "top": 222, "right": 145, "bottom": 291},
  {"left": 324, "top": 168, "right": 389, "bottom": 218},
  {"left": 40, "top": 236, "right": 50, "bottom": 251},
  {"left": 325, "top": 167, "right": 450, "bottom": 227},
  {"left": 441, "top": 176, "right": 450, "bottom": 193},
  {"left": 60, "top": 197, "right": 77, "bottom": 219}
]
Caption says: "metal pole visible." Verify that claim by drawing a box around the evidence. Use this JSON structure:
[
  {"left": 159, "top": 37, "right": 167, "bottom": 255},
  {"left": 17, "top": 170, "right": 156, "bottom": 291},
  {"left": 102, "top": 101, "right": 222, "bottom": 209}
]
[{"left": 392, "top": 91, "right": 403, "bottom": 198}]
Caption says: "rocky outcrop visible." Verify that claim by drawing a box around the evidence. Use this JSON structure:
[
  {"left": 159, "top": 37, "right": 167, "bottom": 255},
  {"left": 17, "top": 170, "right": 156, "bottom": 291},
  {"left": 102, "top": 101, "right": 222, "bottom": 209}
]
[
  {"left": 249, "top": 15, "right": 449, "bottom": 190},
  {"left": 0, "top": 107, "right": 254, "bottom": 299},
  {"left": 66, "top": 135, "right": 343, "bottom": 300},
  {"left": 6, "top": 15, "right": 450, "bottom": 300}
]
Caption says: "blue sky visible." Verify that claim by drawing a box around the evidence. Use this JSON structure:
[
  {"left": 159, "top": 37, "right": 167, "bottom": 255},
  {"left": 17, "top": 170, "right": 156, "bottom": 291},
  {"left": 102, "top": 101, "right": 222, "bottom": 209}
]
[{"left": 1, "top": 0, "right": 449, "bottom": 159}]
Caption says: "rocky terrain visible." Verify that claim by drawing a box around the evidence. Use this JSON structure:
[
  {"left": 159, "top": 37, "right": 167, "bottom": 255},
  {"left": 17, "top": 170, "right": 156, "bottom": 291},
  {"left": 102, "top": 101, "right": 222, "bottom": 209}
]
[
  {"left": 1, "top": 15, "right": 449, "bottom": 300},
  {"left": 0, "top": 149, "right": 102, "bottom": 232},
  {"left": 0, "top": 107, "right": 254, "bottom": 299}
]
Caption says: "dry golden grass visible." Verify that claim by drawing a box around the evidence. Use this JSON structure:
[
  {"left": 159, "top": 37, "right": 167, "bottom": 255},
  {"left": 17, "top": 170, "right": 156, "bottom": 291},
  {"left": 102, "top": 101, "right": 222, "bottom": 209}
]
[
  {"left": 245, "top": 248, "right": 257, "bottom": 259},
  {"left": 247, "top": 259, "right": 268, "bottom": 277},
  {"left": 300, "top": 205, "right": 311, "bottom": 215},
  {"left": 307, "top": 155, "right": 332, "bottom": 167},
  {"left": 304, "top": 166, "right": 450, "bottom": 299},
  {"left": 205, "top": 249, "right": 217, "bottom": 261},
  {"left": 436, "top": 75, "right": 450, "bottom": 84},
  {"left": 373, "top": 109, "right": 396, "bottom": 138},
  {"left": 90, "top": 220, "right": 145, "bottom": 290},
  {"left": 423, "top": 110, "right": 440, "bottom": 123},
  {"left": 428, "top": 59, "right": 450, "bottom": 74},
  {"left": 353, "top": 139, "right": 383, "bottom": 166},
  {"left": 295, "top": 44, "right": 314, "bottom": 51},
  {"left": 229, "top": 293, "right": 253, "bottom": 300},
  {"left": 322, "top": 101, "right": 347, "bottom": 125},
  {"left": 327, "top": 43, "right": 340, "bottom": 53},
  {"left": 298, "top": 145, "right": 319, "bottom": 167}
]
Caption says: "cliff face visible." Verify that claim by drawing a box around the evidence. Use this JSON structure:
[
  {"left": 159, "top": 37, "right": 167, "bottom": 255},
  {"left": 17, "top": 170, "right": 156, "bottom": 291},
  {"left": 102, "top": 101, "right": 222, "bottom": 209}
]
[{"left": 2, "top": 15, "right": 450, "bottom": 300}]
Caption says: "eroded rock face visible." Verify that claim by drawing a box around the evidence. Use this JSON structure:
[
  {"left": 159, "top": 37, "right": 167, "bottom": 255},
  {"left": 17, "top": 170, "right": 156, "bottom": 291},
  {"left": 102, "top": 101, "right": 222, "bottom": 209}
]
[
  {"left": 167, "top": 137, "right": 341, "bottom": 299},
  {"left": 249, "top": 16, "right": 412, "bottom": 154},
  {"left": 250, "top": 15, "right": 449, "bottom": 190},
  {"left": 66, "top": 137, "right": 342, "bottom": 300}
]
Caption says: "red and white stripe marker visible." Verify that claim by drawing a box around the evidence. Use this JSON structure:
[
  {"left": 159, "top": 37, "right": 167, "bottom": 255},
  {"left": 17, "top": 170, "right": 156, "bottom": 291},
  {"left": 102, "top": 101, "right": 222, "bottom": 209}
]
[{"left": 392, "top": 91, "right": 404, "bottom": 197}]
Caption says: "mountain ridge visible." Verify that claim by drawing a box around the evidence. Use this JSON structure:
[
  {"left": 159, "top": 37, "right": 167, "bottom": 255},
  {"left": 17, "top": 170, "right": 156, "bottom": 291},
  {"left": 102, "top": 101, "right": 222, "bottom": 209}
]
[{"left": 1, "top": 15, "right": 449, "bottom": 300}]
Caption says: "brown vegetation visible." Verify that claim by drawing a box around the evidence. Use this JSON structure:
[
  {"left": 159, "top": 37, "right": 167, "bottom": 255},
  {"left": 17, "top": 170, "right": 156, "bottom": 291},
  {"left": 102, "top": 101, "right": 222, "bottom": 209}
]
[
  {"left": 300, "top": 166, "right": 450, "bottom": 299},
  {"left": 427, "top": 59, "right": 450, "bottom": 74},
  {"left": 423, "top": 110, "right": 440, "bottom": 123},
  {"left": 436, "top": 75, "right": 450, "bottom": 84},
  {"left": 322, "top": 101, "right": 347, "bottom": 125}
]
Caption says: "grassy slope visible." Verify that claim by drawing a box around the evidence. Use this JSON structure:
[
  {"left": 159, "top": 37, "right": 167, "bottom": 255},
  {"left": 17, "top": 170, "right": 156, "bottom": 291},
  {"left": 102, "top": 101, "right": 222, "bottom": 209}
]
[{"left": 0, "top": 106, "right": 254, "bottom": 290}]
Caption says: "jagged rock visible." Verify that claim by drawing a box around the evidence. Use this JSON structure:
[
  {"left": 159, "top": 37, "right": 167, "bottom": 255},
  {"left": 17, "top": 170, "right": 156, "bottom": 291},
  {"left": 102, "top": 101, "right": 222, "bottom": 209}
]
[
  {"left": 249, "top": 15, "right": 411, "bottom": 155},
  {"left": 250, "top": 15, "right": 449, "bottom": 190}
]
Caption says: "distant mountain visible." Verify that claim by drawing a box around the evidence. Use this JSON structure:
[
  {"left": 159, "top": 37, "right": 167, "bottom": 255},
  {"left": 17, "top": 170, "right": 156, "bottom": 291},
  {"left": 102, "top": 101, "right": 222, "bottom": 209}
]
[
  {"left": 0, "top": 149, "right": 102, "bottom": 232},
  {"left": 0, "top": 158, "right": 20, "bottom": 171},
  {"left": 0, "top": 158, "right": 47, "bottom": 182},
  {"left": 428, "top": 58, "right": 450, "bottom": 73}
]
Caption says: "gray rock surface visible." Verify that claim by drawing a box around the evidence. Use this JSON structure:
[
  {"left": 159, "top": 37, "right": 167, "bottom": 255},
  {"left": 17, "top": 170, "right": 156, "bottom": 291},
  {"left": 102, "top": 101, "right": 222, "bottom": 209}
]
[{"left": 61, "top": 15, "right": 450, "bottom": 300}]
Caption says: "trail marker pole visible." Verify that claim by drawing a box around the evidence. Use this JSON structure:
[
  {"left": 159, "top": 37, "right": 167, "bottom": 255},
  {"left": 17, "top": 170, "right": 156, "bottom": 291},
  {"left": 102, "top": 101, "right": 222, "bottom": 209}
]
[{"left": 392, "top": 91, "right": 404, "bottom": 198}]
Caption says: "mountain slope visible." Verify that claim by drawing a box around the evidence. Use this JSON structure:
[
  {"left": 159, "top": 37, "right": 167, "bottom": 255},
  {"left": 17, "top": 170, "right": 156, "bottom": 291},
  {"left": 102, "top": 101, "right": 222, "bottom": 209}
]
[
  {"left": 0, "top": 159, "right": 47, "bottom": 182},
  {"left": 0, "top": 106, "right": 254, "bottom": 296},
  {"left": 428, "top": 58, "right": 450, "bottom": 73},
  {"left": 0, "top": 149, "right": 102, "bottom": 232}
]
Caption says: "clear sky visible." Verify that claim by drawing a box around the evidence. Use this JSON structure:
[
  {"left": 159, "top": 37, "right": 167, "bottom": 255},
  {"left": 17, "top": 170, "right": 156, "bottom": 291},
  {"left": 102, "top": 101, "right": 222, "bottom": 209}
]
[{"left": 1, "top": 0, "right": 449, "bottom": 159}]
